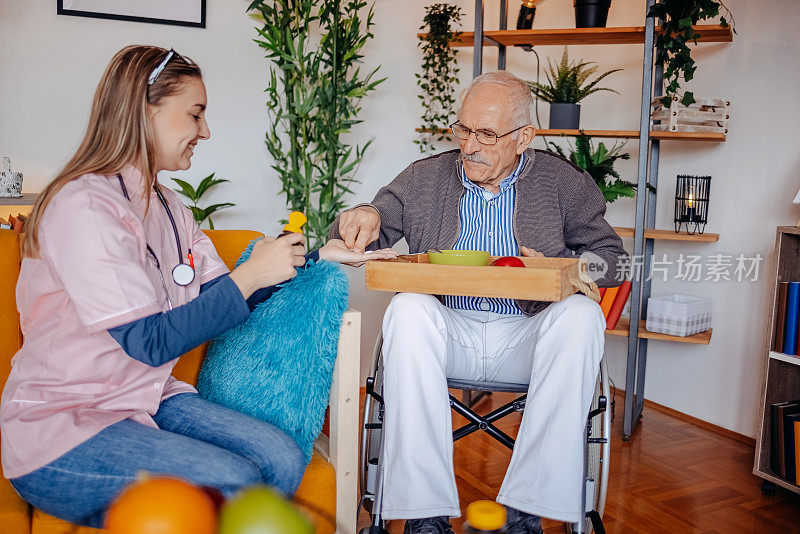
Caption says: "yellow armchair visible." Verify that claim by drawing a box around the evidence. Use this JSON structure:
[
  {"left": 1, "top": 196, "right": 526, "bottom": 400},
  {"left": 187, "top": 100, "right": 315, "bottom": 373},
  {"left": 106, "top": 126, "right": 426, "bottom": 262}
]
[{"left": 0, "top": 229, "right": 359, "bottom": 534}]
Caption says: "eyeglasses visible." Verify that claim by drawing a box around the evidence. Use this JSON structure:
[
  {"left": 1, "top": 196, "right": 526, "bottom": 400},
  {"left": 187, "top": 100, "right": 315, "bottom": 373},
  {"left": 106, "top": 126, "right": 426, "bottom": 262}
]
[
  {"left": 450, "top": 122, "right": 529, "bottom": 146},
  {"left": 148, "top": 49, "right": 178, "bottom": 86}
]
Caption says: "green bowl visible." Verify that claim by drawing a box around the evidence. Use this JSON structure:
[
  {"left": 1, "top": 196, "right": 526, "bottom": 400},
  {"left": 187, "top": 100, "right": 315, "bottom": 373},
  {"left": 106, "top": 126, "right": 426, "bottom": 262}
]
[{"left": 427, "top": 249, "right": 490, "bottom": 266}]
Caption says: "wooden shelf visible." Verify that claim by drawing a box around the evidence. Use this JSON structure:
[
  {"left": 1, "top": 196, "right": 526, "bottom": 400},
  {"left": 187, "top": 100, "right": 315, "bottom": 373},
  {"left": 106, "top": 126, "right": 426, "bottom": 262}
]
[
  {"left": 606, "top": 318, "right": 712, "bottom": 345},
  {"left": 540, "top": 129, "right": 726, "bottom": 142},
  {"left": 769, "top": 351, "right": 800, "bottom": 367},
  {"left": 417, "top": 128, "right": 726, "bottom": 142},
  {"left": 613, "top": 227, "right": 719, "bottom": 243},
  {"left": 0, "top": 193, "right": 37, "bottom": 206},
  {"left": 423, "top": 24, "right": 733, "bottom": 48}
]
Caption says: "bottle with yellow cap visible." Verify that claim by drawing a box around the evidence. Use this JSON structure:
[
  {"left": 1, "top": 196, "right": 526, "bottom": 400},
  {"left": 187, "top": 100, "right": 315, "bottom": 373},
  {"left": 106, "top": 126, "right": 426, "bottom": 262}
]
[{"left": 463, "top": 500, "right": 506, "bottom": 533}]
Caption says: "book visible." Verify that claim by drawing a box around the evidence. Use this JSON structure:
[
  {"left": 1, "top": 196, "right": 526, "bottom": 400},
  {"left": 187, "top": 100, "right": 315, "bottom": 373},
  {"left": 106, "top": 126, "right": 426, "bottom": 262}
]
[
  {"left": 772, "top": 402, "right": 790, "bottom": 474},
  {"left": 784, "top": 282, "right": 800, "bottom": 355},
  {"left": 775, "top": 401, "right": 800, "bottom": 477},
  {"left": 600, "top": 285, "right": 620, "bottom": 319},
  {"left": 785, "top": 412, "right": 800, "bottom": 481},
  {"left": 795, "top": 420, "right": 800, "bottom": 485},
  {"left": 606, "top": 280, "right": 632, "bottom": 330},
  {"left": 776, "top": 282, "right": 789, "bottom": 351}
]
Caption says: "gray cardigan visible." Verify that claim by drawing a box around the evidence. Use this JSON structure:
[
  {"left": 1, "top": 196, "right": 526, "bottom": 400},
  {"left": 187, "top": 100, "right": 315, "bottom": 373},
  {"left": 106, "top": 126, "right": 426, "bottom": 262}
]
[{"left": 330, "top": 148, "right": 628, "bottom": 316}]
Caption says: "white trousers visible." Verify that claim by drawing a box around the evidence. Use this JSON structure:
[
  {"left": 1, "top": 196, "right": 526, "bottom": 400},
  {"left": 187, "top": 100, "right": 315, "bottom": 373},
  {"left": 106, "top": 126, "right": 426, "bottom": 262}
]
[{"left": 380, "top": 293, "right": 605, "bottom": 523}]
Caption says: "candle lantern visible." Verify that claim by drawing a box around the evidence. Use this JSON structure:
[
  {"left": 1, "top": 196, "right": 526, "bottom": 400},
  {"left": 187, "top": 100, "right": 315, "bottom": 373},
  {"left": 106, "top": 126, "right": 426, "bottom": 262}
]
[
  {"left": 674, "top": 175, "right": 711, "bottom": 234},
  {"left": 516, "top": 0, "right": 545, "bottom": 30}
]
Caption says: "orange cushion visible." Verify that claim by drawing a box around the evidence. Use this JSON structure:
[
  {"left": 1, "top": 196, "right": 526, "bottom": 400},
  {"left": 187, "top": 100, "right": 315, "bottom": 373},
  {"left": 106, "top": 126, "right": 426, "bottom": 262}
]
[
  {"left": 0, "top": 230, "right": 28, "bottom": 534},
  {"left": 0, "top": 475, "right": 29, "bottom": 534},
  {"left": 201, "top": 229, "right": 264, "bottom": 271},
  {"left": 0, "top": 230, "right": 22, "bottom": 391}
]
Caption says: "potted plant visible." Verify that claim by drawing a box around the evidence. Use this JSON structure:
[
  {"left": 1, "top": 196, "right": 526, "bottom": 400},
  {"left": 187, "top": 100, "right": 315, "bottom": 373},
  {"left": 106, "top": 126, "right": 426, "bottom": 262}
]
[
  {"left": 648, "top": 0, "right": 734, "bottom": 106},
  {"left": 416, "top": 3, "right": 463, "bottom": 153},
  {"left": 574, "top": 0, "right": 612, "bottom": 28},
  {"left": 172, "top": 173, "right": 235, "bottom": 229},
  {"left": 527, "top": 47, "right": 621, "bottom": 130},
  {"left": 549, "top": 134, "right": 636, "bottom": 203}
]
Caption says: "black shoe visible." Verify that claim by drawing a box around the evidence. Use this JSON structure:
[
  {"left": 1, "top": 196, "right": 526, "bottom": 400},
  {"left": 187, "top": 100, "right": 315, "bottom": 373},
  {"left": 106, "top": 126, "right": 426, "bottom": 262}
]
[
  {"left": 504, "top": 506, "right": 543, "bottom": 534},
  {"left": 403, "top": 516, "right": 454, "bottom": 534}
]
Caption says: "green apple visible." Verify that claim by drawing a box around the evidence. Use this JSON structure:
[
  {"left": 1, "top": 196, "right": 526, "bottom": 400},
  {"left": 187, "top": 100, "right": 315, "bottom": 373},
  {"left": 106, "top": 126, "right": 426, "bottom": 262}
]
[{"left": 218, "top": 486, "right": 313, "bottom": 534}]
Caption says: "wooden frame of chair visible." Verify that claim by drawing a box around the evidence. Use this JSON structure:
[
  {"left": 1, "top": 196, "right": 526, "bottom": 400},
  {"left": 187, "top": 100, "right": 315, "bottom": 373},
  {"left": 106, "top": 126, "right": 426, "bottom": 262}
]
[{"left": 314, "top": 309, "right": 361, "bottom": 534}]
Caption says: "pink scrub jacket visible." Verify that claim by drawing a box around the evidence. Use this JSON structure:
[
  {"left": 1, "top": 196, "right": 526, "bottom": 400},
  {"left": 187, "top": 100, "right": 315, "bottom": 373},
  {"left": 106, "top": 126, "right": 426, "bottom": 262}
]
[{"left": 0, "top": 166, "right": 229, "bottom": 478}]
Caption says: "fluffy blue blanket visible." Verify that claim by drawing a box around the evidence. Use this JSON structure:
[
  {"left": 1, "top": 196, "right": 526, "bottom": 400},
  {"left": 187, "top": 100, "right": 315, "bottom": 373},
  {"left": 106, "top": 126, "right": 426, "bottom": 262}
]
[{"left": 197, "top": 240, "right": 349, "bottom": 462}]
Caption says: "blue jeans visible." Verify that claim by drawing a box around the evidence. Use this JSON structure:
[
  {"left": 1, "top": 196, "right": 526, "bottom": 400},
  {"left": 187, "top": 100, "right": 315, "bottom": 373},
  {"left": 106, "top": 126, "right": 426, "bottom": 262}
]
[{"left": 9, "top": 393, "right": 306, "bottom": 528}]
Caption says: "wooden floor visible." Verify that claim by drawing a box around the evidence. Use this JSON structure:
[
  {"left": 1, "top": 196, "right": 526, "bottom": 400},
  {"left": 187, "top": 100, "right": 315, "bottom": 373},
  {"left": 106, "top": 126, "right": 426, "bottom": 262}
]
[{"left": 357, "top": 390, "right": 800, "bottom": 533}]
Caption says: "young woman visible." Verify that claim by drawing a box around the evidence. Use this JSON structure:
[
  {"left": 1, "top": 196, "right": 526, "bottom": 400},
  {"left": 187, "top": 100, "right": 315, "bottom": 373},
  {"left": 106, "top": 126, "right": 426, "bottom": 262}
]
[{"left": 0, "top": 45, "right": 395, "bottom": 527}]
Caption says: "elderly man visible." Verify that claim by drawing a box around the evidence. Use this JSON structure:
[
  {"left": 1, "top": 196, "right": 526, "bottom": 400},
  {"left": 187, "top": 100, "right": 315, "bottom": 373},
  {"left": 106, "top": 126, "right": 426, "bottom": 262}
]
[{"left": 330, "top": 71, "right": 626, "bottom": 534}]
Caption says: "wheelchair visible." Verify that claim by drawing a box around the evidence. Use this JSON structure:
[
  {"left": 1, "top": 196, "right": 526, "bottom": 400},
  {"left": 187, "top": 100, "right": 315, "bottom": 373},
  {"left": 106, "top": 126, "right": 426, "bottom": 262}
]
[{"left": 358, "top": 332, "right": 610, "bottom": 534}]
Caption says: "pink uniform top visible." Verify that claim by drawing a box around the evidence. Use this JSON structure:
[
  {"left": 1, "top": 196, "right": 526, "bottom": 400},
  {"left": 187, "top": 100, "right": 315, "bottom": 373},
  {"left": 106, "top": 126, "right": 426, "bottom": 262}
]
[{"left": 0, "top": 166, "right": 228, "bottom": 478}]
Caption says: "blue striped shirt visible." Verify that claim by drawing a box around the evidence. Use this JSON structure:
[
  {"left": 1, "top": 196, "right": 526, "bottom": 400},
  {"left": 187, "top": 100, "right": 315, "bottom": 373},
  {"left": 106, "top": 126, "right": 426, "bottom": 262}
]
[{"left": 443, "top": 154, "right": 526, "bottom": 315}]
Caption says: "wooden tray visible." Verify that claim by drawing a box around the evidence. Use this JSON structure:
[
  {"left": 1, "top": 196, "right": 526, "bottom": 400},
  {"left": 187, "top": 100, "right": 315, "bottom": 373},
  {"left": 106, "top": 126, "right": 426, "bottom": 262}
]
[{"left": 365, "top": 254, "right": 580, "bottom": 301}]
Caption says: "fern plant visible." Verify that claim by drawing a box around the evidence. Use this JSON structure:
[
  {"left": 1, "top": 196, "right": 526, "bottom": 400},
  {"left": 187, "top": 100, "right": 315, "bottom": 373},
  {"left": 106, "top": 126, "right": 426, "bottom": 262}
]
[
  {"left": 415, "top": 3, "right": 463, "bottom": 153},
  {"left": 549, "top": 134, "right": 636, "bottom": 203},
  {"left": 648, "top": 0, "right": 734, "bottom": 107},
  {"left": 249, "top": 0, "right": 384, "bottom": 248},
  {"left": 172, "top": 173, "right": 235, "bottom": 229},
  {"left": 527, "top": 46, "right": 621, "bottom": 104}
]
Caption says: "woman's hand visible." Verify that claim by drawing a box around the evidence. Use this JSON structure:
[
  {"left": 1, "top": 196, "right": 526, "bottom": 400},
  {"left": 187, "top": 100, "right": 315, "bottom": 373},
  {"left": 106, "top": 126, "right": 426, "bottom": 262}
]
[
  {"left": 229, "top": 233, "right": 306, "bottom": 298},
  {"left": 319, "top": 239, "right": 397, "bottom": 267}
]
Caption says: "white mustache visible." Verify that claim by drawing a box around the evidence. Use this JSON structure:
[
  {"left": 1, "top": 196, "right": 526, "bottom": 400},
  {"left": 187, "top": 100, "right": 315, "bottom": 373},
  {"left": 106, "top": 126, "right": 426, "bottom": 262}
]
[{"left": 463, "top": 153, "right": 490, "bottom": 165}]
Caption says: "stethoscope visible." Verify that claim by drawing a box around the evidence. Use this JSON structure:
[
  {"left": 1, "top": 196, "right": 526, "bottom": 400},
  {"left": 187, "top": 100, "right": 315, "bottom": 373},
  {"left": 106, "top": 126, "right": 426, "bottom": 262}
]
[{"left": 117, "top": 174, "right": 195, "bottom": 308}]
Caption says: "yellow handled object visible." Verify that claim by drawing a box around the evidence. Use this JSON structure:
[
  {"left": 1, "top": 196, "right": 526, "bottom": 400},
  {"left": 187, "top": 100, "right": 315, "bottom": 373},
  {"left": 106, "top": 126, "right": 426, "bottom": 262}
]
[{"left": 281, "top": 211, "right": 307, "bottom": 235}]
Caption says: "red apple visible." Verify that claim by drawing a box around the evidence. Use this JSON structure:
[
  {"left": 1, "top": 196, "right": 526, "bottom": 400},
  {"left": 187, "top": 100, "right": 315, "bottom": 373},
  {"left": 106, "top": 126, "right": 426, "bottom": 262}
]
[{"left": 492, "top": 256, "right": 525, "bottom": 267}]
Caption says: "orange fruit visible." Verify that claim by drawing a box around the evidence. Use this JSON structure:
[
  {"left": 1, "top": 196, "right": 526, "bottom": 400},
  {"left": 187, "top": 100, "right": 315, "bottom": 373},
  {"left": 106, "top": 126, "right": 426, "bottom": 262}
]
[{"left": 105, "top": 476, "right": 217, "bottom": 534}]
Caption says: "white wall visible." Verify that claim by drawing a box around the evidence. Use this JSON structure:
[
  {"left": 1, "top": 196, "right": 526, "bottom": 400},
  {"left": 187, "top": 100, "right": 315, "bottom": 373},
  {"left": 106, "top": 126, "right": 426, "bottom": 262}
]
[{"left": 1, "top": 0, "right": 798, "bottom": 438}]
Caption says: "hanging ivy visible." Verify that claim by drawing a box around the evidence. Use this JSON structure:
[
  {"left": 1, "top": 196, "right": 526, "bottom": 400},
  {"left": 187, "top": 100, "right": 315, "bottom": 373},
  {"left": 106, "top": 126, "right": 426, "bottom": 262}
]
[
  {"left": 648, "top": 0, "right": 735, "bottom": 107},
  {"left": 415, "top": 3, "right": 462, "bottom": 153}
]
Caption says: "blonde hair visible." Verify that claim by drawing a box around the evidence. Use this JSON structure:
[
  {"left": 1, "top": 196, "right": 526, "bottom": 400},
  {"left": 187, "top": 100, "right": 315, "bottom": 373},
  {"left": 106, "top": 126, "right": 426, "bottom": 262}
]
[{"left": 23, "top": 45, "right": 202, "bottom": 258}]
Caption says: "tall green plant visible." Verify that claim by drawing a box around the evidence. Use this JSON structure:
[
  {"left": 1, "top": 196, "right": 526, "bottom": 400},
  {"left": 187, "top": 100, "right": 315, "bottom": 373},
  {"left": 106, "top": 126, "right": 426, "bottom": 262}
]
[
  {"left": 172, "top": 173, "right": 235, "bottom": 229},
  {"left": 648, "top": 0, "right": 734, "bottom": 107},
  {"left": 415, "top": 3, "right": 462, "bottom": 153},
  {"left": 248, "top": 0, "right": 384, "bottom": 248},
  {"left": 549, "top": 134, "right": 636, "bottom": 203},
  {"left": 527, "top": 47, "right": 621, "bottom": 104}
]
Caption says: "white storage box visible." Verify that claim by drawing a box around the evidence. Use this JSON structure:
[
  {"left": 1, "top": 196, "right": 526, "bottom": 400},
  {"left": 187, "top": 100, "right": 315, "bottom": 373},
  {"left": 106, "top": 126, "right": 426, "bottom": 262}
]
[{"left": 646, "top": 294, "right": 712, "bottom": 337}]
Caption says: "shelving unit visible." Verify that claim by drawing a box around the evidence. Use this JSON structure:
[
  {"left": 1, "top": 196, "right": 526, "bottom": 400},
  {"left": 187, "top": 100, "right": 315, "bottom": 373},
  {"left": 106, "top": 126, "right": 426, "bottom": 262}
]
[
  {"left": 754, "top": 226, "right": 800, "bottom": 496},
  {"left": 421, "top": 23, "right": 733, "bottom": 47},
  {"left": 418, "top": 127, "right": 726, "bottom": 142},
  {"left": 605, "top": 318, "right": 712, "bottom": 345},
  {"left": 0, "top": 194, "right": 37, "bottom": 206},
  {"left": 460, "top": 0, "right": 729, "bottom": 439},
  {"left": 0, "top": 193, "right": 37, "bottom": 219},
  {"left": 612, "top": 227, "right": 719, "bottom": 243}
]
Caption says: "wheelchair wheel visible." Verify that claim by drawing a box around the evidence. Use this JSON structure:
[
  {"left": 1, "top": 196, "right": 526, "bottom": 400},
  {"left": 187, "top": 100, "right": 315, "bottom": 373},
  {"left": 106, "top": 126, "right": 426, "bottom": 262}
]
[
  {"left": 565, "top": 355, "right": 611, "bottom": 534},
  {"left": 359, "top": 333, "right": 386, "bottom": 518}
]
